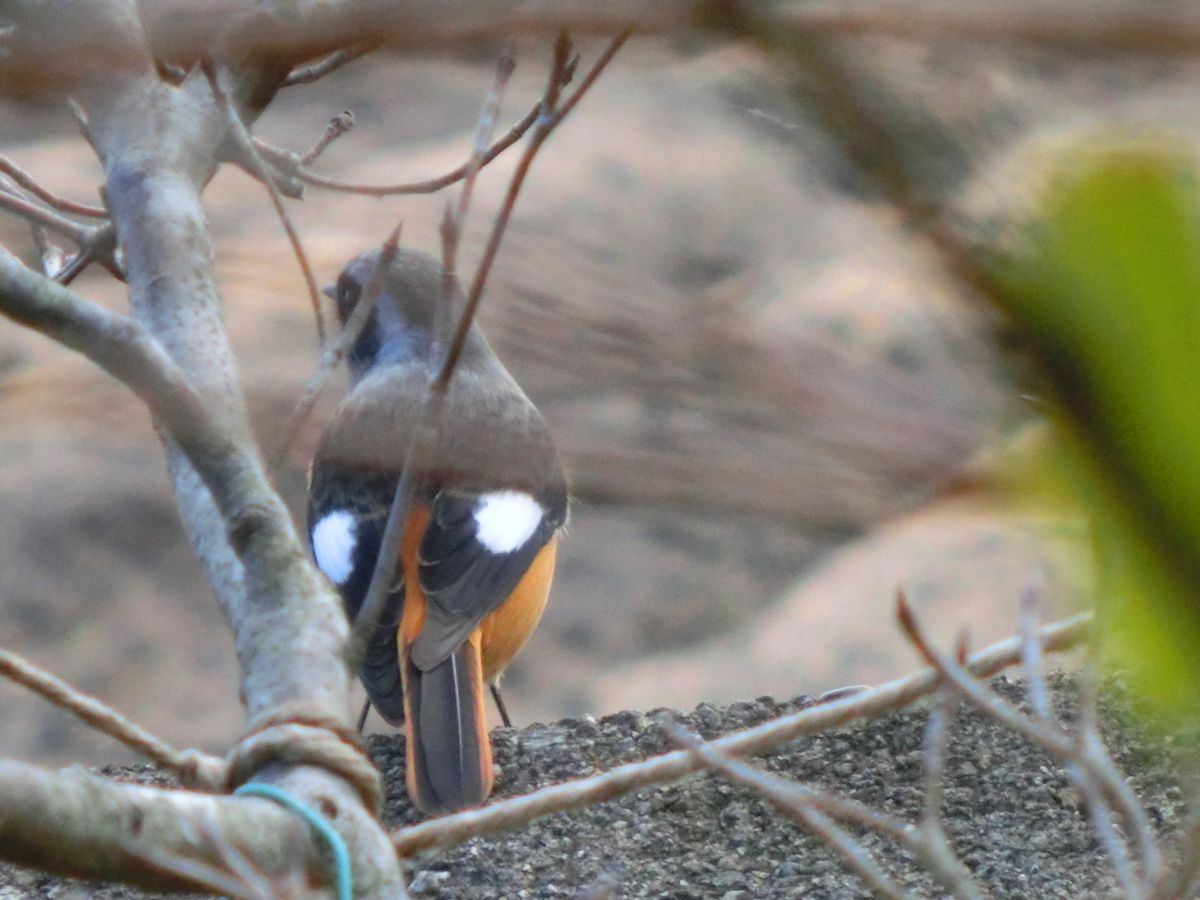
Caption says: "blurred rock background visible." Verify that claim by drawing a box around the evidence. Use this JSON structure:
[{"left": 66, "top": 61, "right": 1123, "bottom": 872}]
[{"left": 1, "top": 22, "right": 1185, "bottom": 764}]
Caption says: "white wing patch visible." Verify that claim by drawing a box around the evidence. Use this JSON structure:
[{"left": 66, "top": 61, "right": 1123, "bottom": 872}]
[
  {"left": 473, "top": 491, "right": 543, "bottom": 554},
  {"left": 312, "top": 510, "right": 358, "bottom": 585}
]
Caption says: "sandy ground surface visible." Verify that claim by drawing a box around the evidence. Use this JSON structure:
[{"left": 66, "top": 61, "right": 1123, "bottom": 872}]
[{"left": 0, "top": 675, "right": 1193, "bottom": 898}]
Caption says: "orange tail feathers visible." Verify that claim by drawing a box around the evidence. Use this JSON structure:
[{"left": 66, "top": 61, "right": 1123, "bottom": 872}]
[{"left": 402, "top": 632, "right": 493, "bottom": 815}]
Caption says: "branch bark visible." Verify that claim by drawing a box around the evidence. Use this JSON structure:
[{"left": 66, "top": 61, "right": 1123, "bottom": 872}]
[
  {"left": 0, "top": 759, "right": 316, "bottom": 895},
  {"left": 0, "top": 0, "right": 405, "bottom": 893}
]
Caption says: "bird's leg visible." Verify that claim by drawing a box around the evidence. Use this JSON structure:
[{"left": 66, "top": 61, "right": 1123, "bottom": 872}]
[
  {"left": 356, "top": 697, "right": 371, "bottom": 733},
  {"left": 489, "top": 681, "right": 513, "bottom": 727}
]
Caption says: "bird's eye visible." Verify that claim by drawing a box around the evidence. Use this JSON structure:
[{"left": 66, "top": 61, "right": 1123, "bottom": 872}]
[{"left": 336, "top": 276, "right": 362, "bottom": 322}]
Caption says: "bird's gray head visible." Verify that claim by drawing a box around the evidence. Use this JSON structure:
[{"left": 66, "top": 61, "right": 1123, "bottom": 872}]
[{"left": 324, "top": 248, "right": 485, "bottom": 384}]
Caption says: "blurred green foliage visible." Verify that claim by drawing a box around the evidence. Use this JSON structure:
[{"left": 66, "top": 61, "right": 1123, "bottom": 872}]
[{"left": 1001, "top": 146, "right": 1200, "bottom": 720}]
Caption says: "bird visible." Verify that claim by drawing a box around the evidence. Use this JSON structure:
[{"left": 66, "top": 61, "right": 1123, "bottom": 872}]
[{"left": 307, "top": 247, "right": 567, "bottom": 814}]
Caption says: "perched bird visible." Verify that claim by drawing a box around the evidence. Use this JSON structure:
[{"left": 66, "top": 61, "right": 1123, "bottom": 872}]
[{"left": 307, "top": 248, "right": 567, "bottom": 814}]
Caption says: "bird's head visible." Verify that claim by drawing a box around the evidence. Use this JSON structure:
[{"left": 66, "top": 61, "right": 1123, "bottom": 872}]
[{"left": 324, "top": 248, "right": 482, "bottom": 384}]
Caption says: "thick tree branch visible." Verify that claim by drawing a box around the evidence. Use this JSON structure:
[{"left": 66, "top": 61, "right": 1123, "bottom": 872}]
[
  {"left": 1, "top": 1, "right": 405, "bottom": 893},
  {"left": 0, "top": 759, "right": 323, "bottom": 895}
]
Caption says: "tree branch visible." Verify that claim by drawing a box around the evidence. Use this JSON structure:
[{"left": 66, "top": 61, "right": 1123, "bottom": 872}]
[
  {"left": 269, "top": 62, "right": 575, "bottom": 197},
  {"left": 0, "top": 645, "right": 225, "bottom": 788},
  {"left": 0, "top": 759, "right": 322, "bottom": 895},
  {"left": 0, "top": 156, "right": 107, "bottom": 217},
  {"left": 2, "top": 2, "right": 406, "bottom": 893},
  {"left": 0, "top": 186, "right": 91, "bottom": 243},
  {"left": 283, "top": 43, "right": 375, "bottom": 86},
  {"left": 203, "top": 58, "right": 326, "bottom": 346},
  {"left": 393, "top": 612, "right": 1092, "bottom": 855}
]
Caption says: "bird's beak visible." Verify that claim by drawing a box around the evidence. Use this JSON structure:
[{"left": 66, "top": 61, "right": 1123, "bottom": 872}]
[{"left": 321, "top": 284, "right": 337, "bottom": 301}]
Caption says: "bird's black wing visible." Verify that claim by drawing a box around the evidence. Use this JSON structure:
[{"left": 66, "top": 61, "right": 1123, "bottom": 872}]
[
  {"left": 307, "top": 464, "right": 406, "bottom": 724},
  {"left": 409, "top": 487, "right": 567, "bottom": 671}
]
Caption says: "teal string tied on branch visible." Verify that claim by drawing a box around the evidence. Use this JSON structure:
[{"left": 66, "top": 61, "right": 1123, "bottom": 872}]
[{"left": 234, "top": 782, "right": 353, "bottom": 900}]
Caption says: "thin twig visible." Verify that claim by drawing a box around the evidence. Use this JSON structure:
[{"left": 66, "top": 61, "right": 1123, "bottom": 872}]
[
  {"left": 1018, "top": 585, "right": 1143, "bottom": 897},
  {"left": 392, "top": 612, "right": 1092, "bottom": 856},
  {"left": 283, "top": 44, "right": 374, "bottom": 87},
  {"left": 1149, "top": 799, "right": 1200, "bottom": 900},
  {"left": 300, "top": 111, "right": 355, "bottom": 166},
  {"left": 899, "top": 594, "right": 1078, "bottom": 759},
  {"left": 202, "top": 59, "right": 326, "bottom": 347},
  {"left": 665, "top": 721, "right": 914, "bottom": 899},
  {"left": 435, "top": 44, "right": 517, "bottom": 350},
  {"left": 124, "top": 839, "right": 263, "bottom": 900},
  {"left": 344, "top": 45, "right": 519, "bottom": 675},
  {"left": 910, "top": 634, "right": 987, "bottom": 900},
  {"left": 348, "top": 31, "right": 625, "bottom": 676},
  {"left": 0, "top": 186, "right": 90, "bottom": 243},
  {"left": 0, "top": 646, "right": 225, "bottom": 787},
  {"left": 0, "top": 157, "right": 107, "bottom": 217},
  {"left": 266, "top": 222, "right": 402, "bottom": 472},
  {"left": 921, "top": 635, "right": 964, "bottom": 828},
  {"left": 1077, "top": 661, "right": 1165, "bottom": 890},
  {"left": 275, "top": 54, "right": 577, "bottom": 198},
  {"left": 1018, "top": 583, "right": 1054, "bottom": 722},
  {"left": 30, "top": 225, "right": 66, "bottom": 279},
  {"left": 56, "top": 247, "right": 95, "bottom": 286},
  {"left": 434, "top": 27, "right": 628, "bottom": 393},
  {"left": 903, "top": 593, "right": 1165, "bottom": 895},
  {"left": 439, "top": 44, "right": 517, "bottom": 291},
  {"left": 224, "top": 141, "right": 306, "bottom": 200}
]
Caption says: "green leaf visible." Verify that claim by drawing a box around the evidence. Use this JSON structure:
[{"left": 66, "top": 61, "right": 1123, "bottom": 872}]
[{"left": 1003, "top": 146, "right": 1200, "bottom": 720}]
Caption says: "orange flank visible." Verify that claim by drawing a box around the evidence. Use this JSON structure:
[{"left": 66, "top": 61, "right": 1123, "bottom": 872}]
[{"left": 396, "top": 504, "right": 558, "bottom": 812}]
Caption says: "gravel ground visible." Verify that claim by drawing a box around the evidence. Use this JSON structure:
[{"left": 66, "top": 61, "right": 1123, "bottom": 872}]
[{"left": 1, "top": 675, "right": 1194, "bottom": 899}]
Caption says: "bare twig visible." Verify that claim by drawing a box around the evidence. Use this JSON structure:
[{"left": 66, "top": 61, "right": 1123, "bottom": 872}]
[
  {"left": 0, "top": 179, "right": 121, "bottom": 283},
  {"left": 344, "top": 44, "right": 519, "bottom": 675},
  {"left": 267, "top": 222, "right": 402, "bottom": 472},
  {"left": 283, "top": 43, "right": 373, "bottom": 87},
  {"left": 124, "top": 841, "right": 265, "bottom": 900},
  {"left": 912, "top": 635, "right": 985, "bottom": 899},
  {"left": 666, "top": 720, "right": 914, "bottom": 899},
  {"left": 0, "top": 186, "right": 90, "bottom": 243},
  {"left": 223, "top": 140, "right": 306, "bottom": 200},
  {"left": 903, "top": 593, "right": 1165, "bottom": 894},
  {"left": 202, "top": 59, "right": 326, "bottom": 346},
  {"left": 301, "top": 110, "right": 355, "bottom": 166},
  {"left": 348, "top": 30, "right": 626, "bottom": 678},
  {"left": 0, "top": 646, "right": 225, "bottom": 787},
  {"left": 281, "top": 55, "right": 576, "bottom": 198},
  {"left": 0, "top": 157, "right": 107, "bottom": 217},
  {"left": 921, "top": 636, "right": 964, "bottom": 829},
  {"left": 436, "top": 44, "right": 517, "bottom": 348},
  {"left": 1150, "top": 800, "right": 1200, "bottom": 900},
  {"left": 1018, "top": 585, "right": 1142, "bottom": 895},
  {"left": 439, "top": 45, "right": 517, "bottom": 274},
  {"left": 30, "top": 225, "right": 66, "bottom": 279},
  {"left": 1077, "top": 662, "right": 1165, "bottom": 889},
  {"left": 434, "top": 27, "right": 628, "bottom": 392},
  {"left": 1019, "top": 584, "right": 1054, "bottom": 722},
  {"left": 392, "top": 612, "right": 1092, "bottom": 855}
]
